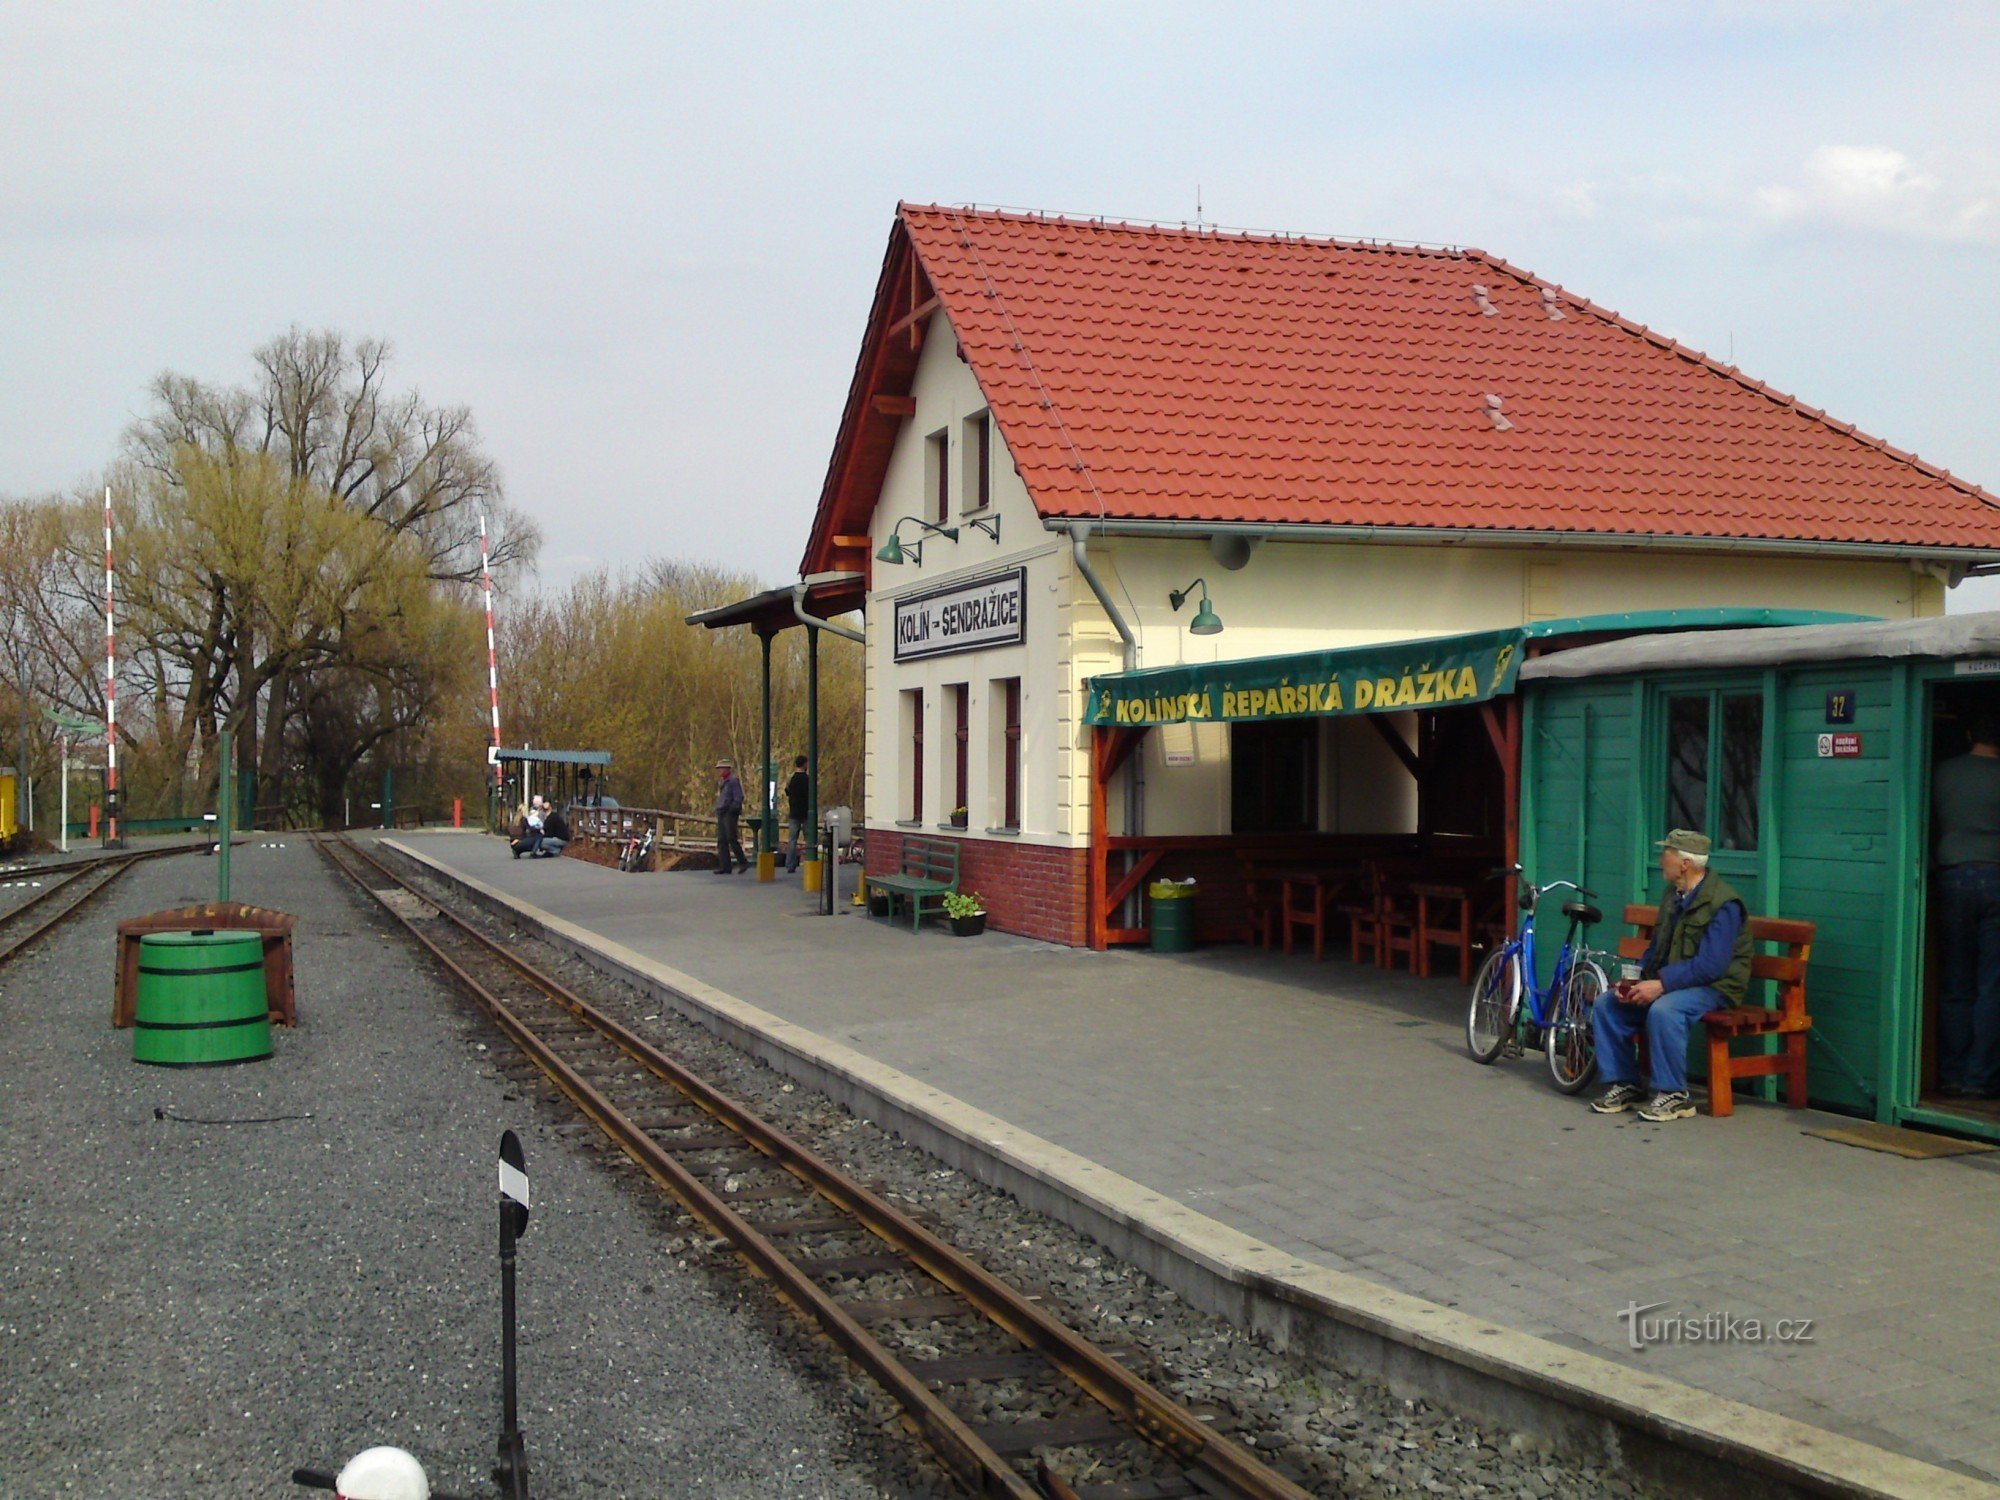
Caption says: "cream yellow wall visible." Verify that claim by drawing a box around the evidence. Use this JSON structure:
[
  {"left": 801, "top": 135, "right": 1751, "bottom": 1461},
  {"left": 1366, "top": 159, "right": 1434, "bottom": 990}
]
[
  {"left": 864, "top": 315, "right": 1076, "bottom": 844},
  {"left": 1073, "top": 536, "right": 1940, "bottom": 841}
]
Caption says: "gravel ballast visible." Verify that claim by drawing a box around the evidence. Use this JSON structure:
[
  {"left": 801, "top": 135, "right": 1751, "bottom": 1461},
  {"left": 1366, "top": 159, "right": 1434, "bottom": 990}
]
[
  {"left": 381, "top": 846, "right": 1668, "bottom": 1500},
  {"left": 0, "top": 842, "right": 900, "bottom": 1498}
]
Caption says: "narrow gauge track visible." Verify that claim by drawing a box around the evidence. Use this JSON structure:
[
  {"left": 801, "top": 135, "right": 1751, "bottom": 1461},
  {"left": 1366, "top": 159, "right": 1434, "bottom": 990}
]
[
  {"left": 0, "top": 844, "right": 199, "bottom": 968},
  {"left": 318, "top": 835, "right": 1313, "bottom": 1500}
]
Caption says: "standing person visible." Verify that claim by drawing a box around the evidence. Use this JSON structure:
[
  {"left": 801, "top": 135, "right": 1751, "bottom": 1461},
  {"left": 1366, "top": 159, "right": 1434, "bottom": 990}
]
[
  {"left": 1587, "top": 829, "right": 1753, "bottom": 1122},
  {"left": 714, "top": 759, "right": 747, "bottom": 874},
  {"left": 1933, "top": 712, "right": 2000, "bottom": 1099},
  {"left": 783, "top": 755, "right": 810, "bottom": 873}
]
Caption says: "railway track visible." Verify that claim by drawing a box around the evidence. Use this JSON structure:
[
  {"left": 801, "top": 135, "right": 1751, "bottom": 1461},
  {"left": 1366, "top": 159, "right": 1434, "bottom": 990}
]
[
  {"left": 318, "top": 834, "right": 1313, "bottom": 1500},
  {"left": 0, "top": 844, "right": 199, "bottom": 968}
]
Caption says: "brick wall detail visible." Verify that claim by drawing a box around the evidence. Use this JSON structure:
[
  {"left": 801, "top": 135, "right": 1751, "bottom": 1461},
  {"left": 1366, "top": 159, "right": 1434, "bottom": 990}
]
[{"left": 867, "top": 830, "right": 1089, "bottom": 947}]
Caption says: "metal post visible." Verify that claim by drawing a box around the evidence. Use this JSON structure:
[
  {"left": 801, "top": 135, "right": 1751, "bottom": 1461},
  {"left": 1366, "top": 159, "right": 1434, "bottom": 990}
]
[
  {"left": 758, "top": 630, "right": 774, "bottom": 880},
  {"left": 58, "top": 734, "right": 68, "bottom": 854},
  {"left": 498, "top": 1203, "right": 523, "bottom": 1498},
  {"left": 16, "top": 690, "right": 27, "bottom": 835},
  {"left": 495, "top": 1131, "right": 530, "bottom": 1500},
  {"left": 808, "top": 624, "right": 820, "bottom": 854},
  {"left": 381, "top": 767, "right": 394, "bottom": 830},
  {"left": 218, "top": 728, "right": 233, "bottom": 903}
]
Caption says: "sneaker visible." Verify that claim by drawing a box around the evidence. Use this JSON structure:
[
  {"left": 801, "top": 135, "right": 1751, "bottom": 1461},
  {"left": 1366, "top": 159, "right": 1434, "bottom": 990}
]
[
  {"left": 1590, "top": 1082, "right": 1647, "bottom": 1114},
  {"left": 1637, "top": 1090, "right": 1697, "bottom": 1122}
]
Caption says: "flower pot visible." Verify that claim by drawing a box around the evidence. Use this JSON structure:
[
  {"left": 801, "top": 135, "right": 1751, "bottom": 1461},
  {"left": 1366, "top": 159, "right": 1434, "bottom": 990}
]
[
  {"left": 950, "top": 912, "right": 987, "bottom": 937},
  {"left": 869, "top": 893, "right": 890, "bottom": 918}
]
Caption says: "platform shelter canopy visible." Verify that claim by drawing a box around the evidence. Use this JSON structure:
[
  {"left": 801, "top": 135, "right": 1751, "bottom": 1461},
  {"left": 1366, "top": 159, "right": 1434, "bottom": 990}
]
[{"left": 1083, "top": 608, "right": 1876, "bottom": 728}]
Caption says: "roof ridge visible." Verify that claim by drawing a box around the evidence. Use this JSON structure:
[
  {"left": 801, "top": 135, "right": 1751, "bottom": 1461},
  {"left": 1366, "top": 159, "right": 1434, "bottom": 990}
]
[
  {"left": 1468, "top": 250, "right": 2000, "bottom": 510},
  {"left": 900, "top": 200, "right": 1471, "bottom": 259}
]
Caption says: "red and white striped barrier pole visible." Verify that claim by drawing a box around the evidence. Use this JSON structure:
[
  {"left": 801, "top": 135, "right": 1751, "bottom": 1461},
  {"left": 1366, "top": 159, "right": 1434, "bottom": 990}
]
[
  {"left": 103, "top": 486, "right": 119, "bottom": 846},
  {"left": 480, "top": 516, "right": 503, "bottom": 814}
]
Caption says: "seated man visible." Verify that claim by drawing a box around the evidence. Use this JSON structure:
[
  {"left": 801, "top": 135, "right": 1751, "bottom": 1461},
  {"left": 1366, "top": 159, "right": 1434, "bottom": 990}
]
[
  {"left": 533, "top": 805, "right": 570, "bottom": 858},
  {"left": 1589, "top": 829, "right": 1754, "bottom": 1122}
]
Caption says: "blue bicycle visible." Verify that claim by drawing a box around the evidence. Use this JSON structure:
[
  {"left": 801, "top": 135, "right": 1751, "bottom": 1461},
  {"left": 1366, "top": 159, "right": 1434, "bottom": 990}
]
[{"left": 1464, "top": 864, "right": 1609, "bottom": 1093}]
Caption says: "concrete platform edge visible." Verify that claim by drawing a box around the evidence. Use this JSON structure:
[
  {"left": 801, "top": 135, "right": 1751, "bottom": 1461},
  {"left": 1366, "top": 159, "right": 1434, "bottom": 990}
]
[{"left": 383, "top": 839, "right": 1998, "bottom": 1500}]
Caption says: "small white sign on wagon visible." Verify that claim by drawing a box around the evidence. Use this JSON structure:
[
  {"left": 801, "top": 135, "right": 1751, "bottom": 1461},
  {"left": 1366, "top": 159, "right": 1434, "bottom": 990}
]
[{"left": 893, "top": 567, "right": 1027, "bottom": 663}]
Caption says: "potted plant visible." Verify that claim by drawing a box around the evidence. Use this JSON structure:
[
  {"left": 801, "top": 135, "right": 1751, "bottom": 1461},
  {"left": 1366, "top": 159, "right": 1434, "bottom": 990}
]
[
  {"left": 944, "top": 890, "right": 987, "bottom": 937},
  {"left": 868, "top": 886, "right": 891, "bottom": 918},
  {"left": 948, "top": 805, "right": 969, "bottom": 829}
]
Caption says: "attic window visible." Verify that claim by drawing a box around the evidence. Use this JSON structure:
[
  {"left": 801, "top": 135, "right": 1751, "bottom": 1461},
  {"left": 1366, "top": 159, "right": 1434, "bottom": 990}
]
[
  {"left": 1539, "top": 287, "right": 1567, "bottom": 321},
  {"left": 1471, "top": 284, "right": 1498, "bottom": 317},
  {"left": 1483, "top": 394, "right": 1515, "bottom": 432}
]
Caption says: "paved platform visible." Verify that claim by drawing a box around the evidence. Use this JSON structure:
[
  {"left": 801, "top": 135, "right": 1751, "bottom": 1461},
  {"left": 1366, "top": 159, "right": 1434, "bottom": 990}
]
[{"left": 395, "top": 831, "right": 2000, "bottom": 1487}]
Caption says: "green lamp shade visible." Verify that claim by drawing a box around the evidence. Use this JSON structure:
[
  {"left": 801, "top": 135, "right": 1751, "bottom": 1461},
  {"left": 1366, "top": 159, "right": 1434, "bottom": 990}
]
[
  {"left": 875, "top": 534, "right": 905, "bottom": 564},
  {"left": 1190, "top": 597, "right": 1223, "bottom": 635}
]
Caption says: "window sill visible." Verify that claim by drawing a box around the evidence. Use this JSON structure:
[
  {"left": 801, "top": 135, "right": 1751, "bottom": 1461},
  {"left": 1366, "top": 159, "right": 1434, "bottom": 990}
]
[
  {"left": 935, "top": 822, "right": 971, "bottom": 833},
  {"left": 984, "top": 826, "right": 1020, "bottom": 837},
  {"left": 894, "top": 819, "right": 923, "bottom": 830}
]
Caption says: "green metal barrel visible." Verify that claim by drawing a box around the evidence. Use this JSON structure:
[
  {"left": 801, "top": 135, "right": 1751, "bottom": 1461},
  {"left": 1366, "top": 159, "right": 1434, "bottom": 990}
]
[
  {"left": 132, "top": 930, "right": 272, "bottom": 1067},
  {"left": 1148, "top": 880, "right": 1197, "bottom": 953}
]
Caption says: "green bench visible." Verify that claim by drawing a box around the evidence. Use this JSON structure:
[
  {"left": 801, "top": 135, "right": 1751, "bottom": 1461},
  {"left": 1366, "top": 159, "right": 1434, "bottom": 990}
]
[{"left": 870, "top": 836, "right": 961, "bottom": 933}]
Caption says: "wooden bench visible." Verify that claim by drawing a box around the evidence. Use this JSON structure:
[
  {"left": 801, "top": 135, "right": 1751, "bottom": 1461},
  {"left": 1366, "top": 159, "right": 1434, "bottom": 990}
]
[
  {"left": 1619, "top": 903, "right": 1816, "bottom": 1118},
  {"left": 870, "top": 836, "right": 961, "bottom": 934}
]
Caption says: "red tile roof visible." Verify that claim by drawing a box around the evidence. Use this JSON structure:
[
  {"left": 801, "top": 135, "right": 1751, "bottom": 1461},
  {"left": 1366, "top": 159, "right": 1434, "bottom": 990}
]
[{"left": 803, "top": 205, "right": 2000, "bottom": 575}]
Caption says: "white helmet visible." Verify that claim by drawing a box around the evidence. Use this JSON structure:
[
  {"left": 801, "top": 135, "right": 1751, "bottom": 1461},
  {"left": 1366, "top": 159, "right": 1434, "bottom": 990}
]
[{"left": 334, "top": 1446, "right": 430, "bottom": 1500}]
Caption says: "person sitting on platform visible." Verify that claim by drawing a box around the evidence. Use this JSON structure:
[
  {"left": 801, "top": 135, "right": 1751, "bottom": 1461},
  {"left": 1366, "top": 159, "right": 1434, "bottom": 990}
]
[
  {"left": 533, "top": 804, "right": 570, "bottom": 858},
  {"left": 510, "top": 802, "right": 542, "bottom": 859},
  {"left": 1589, "top": 829, "right": 1754, "bottom": 1123}
]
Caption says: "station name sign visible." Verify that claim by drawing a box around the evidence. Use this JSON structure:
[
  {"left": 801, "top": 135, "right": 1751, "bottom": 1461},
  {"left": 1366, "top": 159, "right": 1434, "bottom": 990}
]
[
  {"left": 1085, "top": 629, "right": 1523, "bottom": 726},
  {"left": 893, "top": 568, "right": 1026, "bottom": 663}
]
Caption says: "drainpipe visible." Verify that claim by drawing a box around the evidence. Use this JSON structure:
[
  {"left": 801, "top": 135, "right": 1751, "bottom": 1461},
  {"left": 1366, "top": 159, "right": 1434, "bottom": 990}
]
[
  {"left": 1066, "top": 523, "right": 1145, "bottom": 926},
  {"left": 791, "top": 583, "right": 864, "bottom": 644},
  {"left": 1066, "top": 523, "right": 1136, "bottom": 672}
]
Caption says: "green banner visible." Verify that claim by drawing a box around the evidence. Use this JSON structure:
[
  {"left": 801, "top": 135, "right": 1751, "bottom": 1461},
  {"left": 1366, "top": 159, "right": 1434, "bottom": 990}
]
[{"left": 1085, "top": 627, "right": 1524, "bottom": 727}]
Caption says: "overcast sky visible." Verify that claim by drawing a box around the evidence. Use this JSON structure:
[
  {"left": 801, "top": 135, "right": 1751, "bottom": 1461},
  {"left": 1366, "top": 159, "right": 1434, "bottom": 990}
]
[{"left": 6, "top": 2, "right": 2000, "bottom": 605}]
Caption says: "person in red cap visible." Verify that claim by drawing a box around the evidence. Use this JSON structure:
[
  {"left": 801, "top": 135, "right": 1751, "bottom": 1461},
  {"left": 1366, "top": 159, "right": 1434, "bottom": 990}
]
[{"left": 1589, "top": 829, "right": 1754, "bottom": 1122}]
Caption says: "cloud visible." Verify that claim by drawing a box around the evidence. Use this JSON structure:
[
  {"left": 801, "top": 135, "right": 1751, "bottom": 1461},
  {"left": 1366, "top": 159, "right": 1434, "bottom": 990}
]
[{"left": 1756, "top": 145, "right": 1998, "bottom": 244}]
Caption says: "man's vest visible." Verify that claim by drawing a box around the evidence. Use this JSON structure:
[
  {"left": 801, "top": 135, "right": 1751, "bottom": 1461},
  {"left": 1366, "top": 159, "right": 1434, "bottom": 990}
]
[{"left": 1645, "top": 872, "right": 1755, "bottom": 1005}]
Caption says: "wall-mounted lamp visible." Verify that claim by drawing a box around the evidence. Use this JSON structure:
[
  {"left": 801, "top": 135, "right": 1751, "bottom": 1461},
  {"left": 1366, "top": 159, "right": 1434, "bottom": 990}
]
[
  {"left": 1168, "top": 576, "right": 1224, "bottom": 636},
  {"left": 875, "top": 516, "right": 959, "bottom": 567},
  {"left": 964, "top": 514, "right": 1001, "bottom": 543}
]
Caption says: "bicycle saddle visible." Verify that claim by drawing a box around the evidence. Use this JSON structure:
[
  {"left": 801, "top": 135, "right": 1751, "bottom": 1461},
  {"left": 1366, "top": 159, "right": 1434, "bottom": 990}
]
[{"left": 1561, "top": 899, "right": 1602, "bottom": 926}]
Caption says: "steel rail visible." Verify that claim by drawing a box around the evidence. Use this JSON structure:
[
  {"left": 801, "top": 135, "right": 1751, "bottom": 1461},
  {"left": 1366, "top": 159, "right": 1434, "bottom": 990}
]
[
  {"left": 0, "top": 844, "right": 199, "bottom": 967},
  {"left": 320, "top": 836, "right": 1311, "bottom": 1500}
]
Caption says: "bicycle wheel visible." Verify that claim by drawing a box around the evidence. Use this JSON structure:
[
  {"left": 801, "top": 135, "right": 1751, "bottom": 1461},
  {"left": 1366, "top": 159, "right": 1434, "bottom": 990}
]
[
  {"left": 1465, "top": 947, "right": 1520, "bottom": 1064},
  {"left": 1545, "top": 958, "right": 1606, "bottom": 1093}
]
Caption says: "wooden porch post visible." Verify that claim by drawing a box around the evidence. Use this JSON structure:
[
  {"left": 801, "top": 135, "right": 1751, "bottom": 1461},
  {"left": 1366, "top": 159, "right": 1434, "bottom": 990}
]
[{"left": 1089, "top": 726, "right": 1110, "bottom": 950}]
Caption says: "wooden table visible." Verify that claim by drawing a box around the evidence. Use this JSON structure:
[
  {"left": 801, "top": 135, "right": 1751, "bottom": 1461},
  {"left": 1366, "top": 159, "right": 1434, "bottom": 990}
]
[
  {"left": 1408, "top": 878, "right": 1485, "bottom": 984},
  {"left": 1273, "top": 865, "right": 1361, "bottom": 961}
]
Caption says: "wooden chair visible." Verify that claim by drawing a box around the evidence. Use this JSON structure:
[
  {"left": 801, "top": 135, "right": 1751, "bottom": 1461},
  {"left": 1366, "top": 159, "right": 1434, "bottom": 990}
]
[
  {"left": 1342, "top": 865, "right": 1417, "bottom": 971},
  {"left": 1237, "top": 857, "right": 1280, "bottom": 950},
  {"left": 1620, "top": 904, "right": 1815, "bottom": 1118}
]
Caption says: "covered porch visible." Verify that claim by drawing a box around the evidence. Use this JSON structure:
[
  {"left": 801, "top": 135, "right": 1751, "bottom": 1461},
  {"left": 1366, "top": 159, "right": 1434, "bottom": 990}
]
[
  {"left": 1081, "top": 609, "right": 1871, "bottom": 956},
  {"left": 684, "top": 570, "right": 864, "bottom": 881}
]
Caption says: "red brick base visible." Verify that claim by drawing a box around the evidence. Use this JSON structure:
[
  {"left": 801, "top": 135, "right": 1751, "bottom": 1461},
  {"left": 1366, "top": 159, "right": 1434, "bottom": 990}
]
[{"left": 866, "top": 829, "right": 1089, "bottom": 946}]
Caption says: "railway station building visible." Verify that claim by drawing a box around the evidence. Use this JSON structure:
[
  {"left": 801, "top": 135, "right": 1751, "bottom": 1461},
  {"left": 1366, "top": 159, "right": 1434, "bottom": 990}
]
[{"left": 798, "top": 205, "right": 2000, "bottom": 949}]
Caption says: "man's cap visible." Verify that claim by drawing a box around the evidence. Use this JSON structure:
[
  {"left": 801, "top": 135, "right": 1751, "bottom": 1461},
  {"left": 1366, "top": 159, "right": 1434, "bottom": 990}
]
[
  {"left": 1654, "top": 828, "right": 1711, "bottom": 856},
  {"left": 715, "top": 758, "right": 734, "bottom": 769}
]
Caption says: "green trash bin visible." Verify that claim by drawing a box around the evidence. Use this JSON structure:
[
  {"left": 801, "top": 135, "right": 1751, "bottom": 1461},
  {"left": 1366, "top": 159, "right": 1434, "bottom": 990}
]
[
  {"left": 1149, "top": 880, "right": 1197, "bottom": 953},
  {"left": 132, "top": 930, "right": 273, "bottom": 1068}
]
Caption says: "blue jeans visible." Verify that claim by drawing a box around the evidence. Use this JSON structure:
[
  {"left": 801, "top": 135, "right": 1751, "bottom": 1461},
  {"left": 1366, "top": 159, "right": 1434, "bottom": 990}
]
[
  {"left": 1592, "top": 984, "right": 1724, "bottom": 1094},
  {"left": 1936, "top": 864, "right": 2000, "bottom": 1091}
]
